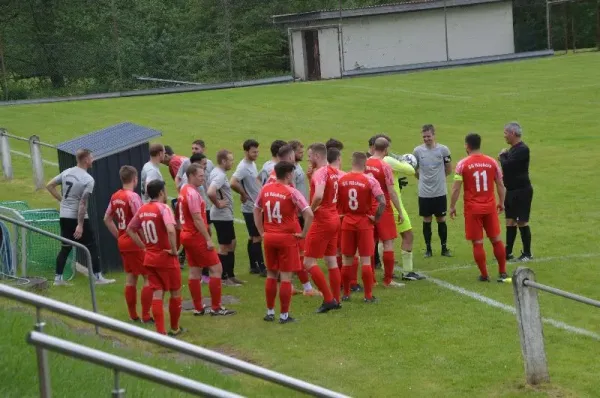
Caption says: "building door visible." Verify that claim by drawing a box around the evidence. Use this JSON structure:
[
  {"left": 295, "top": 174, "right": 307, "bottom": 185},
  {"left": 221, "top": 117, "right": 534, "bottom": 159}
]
[{"left": 303, "top": 30, "right": 321, "bottom": 80}]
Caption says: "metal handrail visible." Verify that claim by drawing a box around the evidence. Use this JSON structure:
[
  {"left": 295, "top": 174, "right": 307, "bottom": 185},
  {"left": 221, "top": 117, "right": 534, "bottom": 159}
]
[
  {"left": 0, "top": 283, "right": 350, "bottom": 398},
  {"left": 0, "top": 214, "right": 99, "bottom": 333},
  {"left": 523, "top": 279, "right": 600, "bottom": 308},
  {"left": 27, "top": 331, "right": 244, "bottom": 398}
]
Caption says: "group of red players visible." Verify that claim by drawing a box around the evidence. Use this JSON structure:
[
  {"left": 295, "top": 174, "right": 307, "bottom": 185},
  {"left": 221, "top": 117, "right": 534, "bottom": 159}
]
[{"left": 103, "top": 132, "right": 507, "bottom": 335}]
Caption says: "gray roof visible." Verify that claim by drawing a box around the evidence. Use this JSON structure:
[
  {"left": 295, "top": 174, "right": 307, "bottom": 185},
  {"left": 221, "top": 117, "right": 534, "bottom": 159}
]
[
  {"left": 273, "top": 0, "right": 505, "bottom": 24},
  {"left": 56, "top": 122, "right": 162, "bottom": 160}
]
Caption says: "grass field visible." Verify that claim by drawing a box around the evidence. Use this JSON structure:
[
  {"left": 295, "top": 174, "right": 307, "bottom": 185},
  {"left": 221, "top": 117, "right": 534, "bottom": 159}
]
[{"left": 1, "top": 53, "right": 600, "bottom": 397}]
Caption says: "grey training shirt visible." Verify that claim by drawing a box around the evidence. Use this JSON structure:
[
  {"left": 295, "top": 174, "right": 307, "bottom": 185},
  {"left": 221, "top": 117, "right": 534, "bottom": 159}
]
[
  {"left": 232, "top": 159, "right": 260, "bottom": 214},
  {"left": 413, "top": 143, "right": 451, "bottom": 198},
  {"left": 258, "top": 160, "right": 276, "bottom": 185},
  {"left": 208, "top": 167, "right": 234, "bottom": 221},
  {"left": 54, "top": 167, "right": 95, "bottom": 219},
  {"left": 141, "top": 161, "right": 163, "bottom": 203},
  {"left": 294, "top": 163, "right": 308, "bottom": 200}
]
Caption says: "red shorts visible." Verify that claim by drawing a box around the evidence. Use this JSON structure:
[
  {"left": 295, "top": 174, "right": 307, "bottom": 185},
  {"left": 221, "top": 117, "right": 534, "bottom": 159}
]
[
  {"left": 464, "top": 212, "right": 501, "bottom": 241},
  {"left": 264, "top": 233, "right": 302, "bottom": 273},
  {"left": 120, "top": 250, "right": 147, "bottom": 275},
  {"left": 147, "top": 267, "right": 181, "bottom": 292},
  {"left": 375, "top": 210, "right": 397, "bottom": 241},
  {"left": 304, "top": 219, "right": 340, "bottom": 259},
  {"left": 341, "top": 227, "right": 375, "bottom": 257},
  {"left": 181, "top": 234, "right": 220, "bottom": 268}
]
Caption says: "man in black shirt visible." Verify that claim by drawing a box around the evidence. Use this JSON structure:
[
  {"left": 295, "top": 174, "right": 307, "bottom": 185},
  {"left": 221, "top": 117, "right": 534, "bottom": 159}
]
[{"left": 499, "top": 122, "right": 533, "bottom": 261}]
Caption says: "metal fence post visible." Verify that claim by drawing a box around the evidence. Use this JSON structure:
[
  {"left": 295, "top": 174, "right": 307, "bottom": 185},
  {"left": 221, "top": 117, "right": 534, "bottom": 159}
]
[
  {"left": 112, "top": 370, "right": 126, "bottom": 397},
  {"left": 35, "top": 308, "right": 52, "bottom": 398},
  {"left": 512, "top": 267, "right": 550, "bottom": 385},
  {"left": 29, "top": 135, "right": 45, "bottom": 190},
  {"left": 0, "top": 129, "right": 13, "bottom": 180}
]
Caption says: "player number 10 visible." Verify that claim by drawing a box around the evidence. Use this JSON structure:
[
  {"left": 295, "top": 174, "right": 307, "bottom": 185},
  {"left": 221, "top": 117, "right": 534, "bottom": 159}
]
[
  {"left": 473, "top": 170, "right": 488, "bottom": 192},
  {"left": 141, "top": 220, "right": 159, "bottom": 244}
]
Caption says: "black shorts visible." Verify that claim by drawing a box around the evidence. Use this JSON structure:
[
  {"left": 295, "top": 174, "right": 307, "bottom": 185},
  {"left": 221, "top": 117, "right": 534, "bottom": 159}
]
[
  {"left": 505, "top": 186, "right": 533, "bottom": 222},
  {"left": 242, "top": 212, "right": 260, "bottom": 238},
  {"left": 59, "top": 218, "right": 94, "bottom": 246},
  {"left": 206, "top": 210, "right": 212, "bottom": 225},
  {"left": 418, "top": 195, "right": 447, "bottom": 218},
  {"left": 213, "top": 220, "right": 236, "bottom": 245}
]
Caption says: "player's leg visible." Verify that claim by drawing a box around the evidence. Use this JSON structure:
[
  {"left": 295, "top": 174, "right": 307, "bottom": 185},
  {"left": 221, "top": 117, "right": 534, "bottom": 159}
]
[
  {"left": 378, "top": 212, "right": 403, "bottom": 287},
  {"left": 516, "top": 186, "right": 534, "bottom": 261},
  {"left": 340, "top": 228, "right": 357, "bottom": 300},
  {"left": 167, "top": 268, "right": 184, "bottom": 336},
  {"left": 207, "top": 260, "right": 232, "bottom": 315},
  {"left": 324, "top": 226, "right": 342, "bottom": 304},
  {"left": 82, "top": 219, "right": 114, "bottom": 284},
  {"left": 278, "top": 271, "right": 295, "bottom": 324},
  {"left": 188, "top": 265, "right": 205, "bottom": 315},
  {"left": 225, "top": 222, "right": 243, "bottom": 284},
  {"left": 397, "top": 203, "right": 424, "bottom": 281},
  {"left": 124, "top": 272, "right": 139, "bottom": 321},
  {"left": 466, "top": 214, "right": 488, "bottom": 281},
  {"left": 294, "top": 236, "right": 318, "bottom": 296},
  {"left": 435, "top": 195, "right": 451, "bottom": 257},
  {"left": 303, "top": 227, "right": 337, "bottom": 313},
  {"left": 279, "top": 239, "right": 301, "bottom": 323},
  {"left": 356, "top": 228, "right": 376, "bottom": 301},
  {"left": 148, "top": 268, "right": 167, "bottom": 334},
  {"left": 263, "top": 235, "right": 279, "bottom": 321},
  {"left": 244, "top": 212, "right": 264, "bottom": 275},
  {"left": 140, "top": 273, "right": 153, "bottom": 323},
  {"left": 202, "top": 210, "right": 212, "bottom": 283},
  {"left": 55, "top": 218, "right": 75, "bottom": 285},
  {"left": 372, "top": 228, "right": 381, "bottom": 270},
  {"left": 483, "top": 213, "right": 508, "bottom": 281},
  {"left": 504, "top": 190, "right": 518, "bottom": 261},
  {"left": 419, "top": 197, "right": 434, "bottom": 257}
]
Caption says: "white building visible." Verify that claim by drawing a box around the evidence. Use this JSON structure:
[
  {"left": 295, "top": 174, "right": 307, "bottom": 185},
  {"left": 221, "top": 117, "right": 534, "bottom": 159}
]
[{"left": 273, "top": 0, "right": 515, "bottom": 81}]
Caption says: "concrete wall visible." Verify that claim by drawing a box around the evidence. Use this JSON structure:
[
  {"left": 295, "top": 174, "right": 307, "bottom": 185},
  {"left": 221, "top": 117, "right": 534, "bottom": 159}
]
[
  {"left": 291, "top": 30, "right": 307, "bottom": 80},
  {"left": 317, "top": 27, "right": 342, "bottom": 79}
]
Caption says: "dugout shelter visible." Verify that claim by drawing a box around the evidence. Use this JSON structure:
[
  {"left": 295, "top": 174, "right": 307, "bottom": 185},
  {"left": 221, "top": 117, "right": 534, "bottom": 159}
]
[{"left": 56, "top": 122, "right": 162, "bottom": 272}]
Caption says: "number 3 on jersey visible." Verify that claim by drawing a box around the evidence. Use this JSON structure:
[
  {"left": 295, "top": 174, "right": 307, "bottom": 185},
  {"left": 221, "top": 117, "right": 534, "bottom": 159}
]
[
  {"left": 473, "top": 170, "right": 488, "bottom": 192},
  {"left": 115, "top": 208, "right": 126, "bottom": 230},
  {"left": 265, "top": 200, "right": 282, "bottom": 224}
]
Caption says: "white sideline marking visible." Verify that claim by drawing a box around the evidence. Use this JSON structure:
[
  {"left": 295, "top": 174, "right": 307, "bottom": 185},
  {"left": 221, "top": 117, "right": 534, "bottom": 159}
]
[
  {"left": 320, "top": 83, "right": 473, "bottom": 100},
  {"left": 425, "top": 252, "right": 600, "bottom": 274},
  {"left": 9, "top": 149, "right": 59, "bottom": 167},
  {"left": 428, "top": 276, "right": 600, "bottom": 340},
  {"left": 499, "top": 83, "right": 600, "bottom": 96}
]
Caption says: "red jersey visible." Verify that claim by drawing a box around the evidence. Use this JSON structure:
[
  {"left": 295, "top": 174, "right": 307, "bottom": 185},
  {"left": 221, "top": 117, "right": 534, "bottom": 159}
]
[
  {"left": 178, "top": 184, "right": 208, "bottom": 236},
  {"left": 309, "top": 165, "right": 340, "bottom": 222},
  {"left": 365, "top": 157, "right": 394, "bottom": 211},
  {"left": 105, "top": 189, "right": 143, "bottom": 252},
  {"left": 128, "top": 201, "right": 177, "bottom": 268},
  {"left": 454, "top": 153, "right": 503, "bottom": 214},
  {"left": 255, "top": 183, "right": 309, "bottom": 234},
  {"left": 168, "top": 155, "right": 187, "bottom": 180},
  {"left": 338, "top": 172, "right": 384, "bottom": 228}
]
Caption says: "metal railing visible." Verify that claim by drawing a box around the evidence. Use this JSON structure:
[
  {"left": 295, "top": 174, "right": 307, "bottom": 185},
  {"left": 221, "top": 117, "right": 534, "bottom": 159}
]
[
  {"left": 512, "top": 266, "right": 600, "bottom": 385},
  {"left": 0, "top": 214, "right": 99, "bottom": 332},
  {"left": 0, "top": 283, "right": 350, "bottom": 398}
]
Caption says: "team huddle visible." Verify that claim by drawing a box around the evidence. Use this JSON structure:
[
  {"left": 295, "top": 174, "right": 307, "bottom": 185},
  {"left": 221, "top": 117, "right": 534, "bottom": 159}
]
[{"left": 48, "top": 123, "right": 534, "bottom": 336}]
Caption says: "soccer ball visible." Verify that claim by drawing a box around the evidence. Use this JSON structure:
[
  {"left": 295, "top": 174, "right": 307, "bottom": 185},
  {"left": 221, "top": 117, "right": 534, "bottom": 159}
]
[{"left": 401, "top": 154, "right": 418, "bottom": 169}]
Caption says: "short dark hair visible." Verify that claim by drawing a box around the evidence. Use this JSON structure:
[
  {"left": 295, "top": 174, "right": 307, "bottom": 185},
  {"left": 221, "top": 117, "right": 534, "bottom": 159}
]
[
  {"left": 288, "top": 140, "right": 303, "bottom": 152},
  {"left": 277, "top": 144, "right": 294, "bottom": 159},
  {"left": 192, "top": 140, "right": 205, "bottom": 148},
  {"left": 308, "top": 143, "right": 326, "bottom": 157},
  {"left": 119, "top": 165, "right": 137, "bottom": 184},
  {"left": 149, "top": 143, "right": 164, "bottom": 157},
  {"left": 374, "top": 137, "right": 389, "bottom": 152},
  {"left": 190, "top": 153, "right": 206, "bottom": 164},
  {"left": 164, "top": 146, "right": 175, "bottom": 156},
  {"left": 146, "top": 180, "right": 165, "bottom": 200},
  {"left": 274, "top": 161, "right": 296, "bottom": 180},
  {"left": 368, "top": 134, "right": 391, "bottom": 147},
  {"left": 216, "top": 149, "right": 232, "bottom": 165},
  {"left": 351, "top": 152, "right": 367, "bottom": 168},
  {"left": 270, "top": 140, "right": 287, "bottom": 157},
  {"left": 325, "top": 138, "right": 344, "bottom": 151},
  {"left": 327, "top": 147, "right": 341, "bottom": 164},
  {"left": 422, "top": 124, "right": 435, "bottom": 134},
  {"left": 186, "top": 163, "right": 204, "bottom": 178},
  {"left": 76, "top": 148, "right": 92, "bottom": 163},
  {"left": 243, "top": 139, "right": 259, "bottom": 152},
  {"left": 465, "top": 133, "right": 481, "bottom": 150}
]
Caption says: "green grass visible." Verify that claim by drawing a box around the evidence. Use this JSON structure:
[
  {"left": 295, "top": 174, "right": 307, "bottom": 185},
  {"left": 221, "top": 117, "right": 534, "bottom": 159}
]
[{"left": 1, "top": 52, "right": 600, "bottom": 397}]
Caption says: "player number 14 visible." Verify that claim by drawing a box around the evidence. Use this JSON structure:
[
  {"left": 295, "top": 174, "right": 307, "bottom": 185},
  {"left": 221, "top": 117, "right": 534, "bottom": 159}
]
[
  {"left": 265, "top": 200, "right": 282, "bottom": 224},
  {"left": 473, "top": 170, "right": 488, "bottom": 192}
]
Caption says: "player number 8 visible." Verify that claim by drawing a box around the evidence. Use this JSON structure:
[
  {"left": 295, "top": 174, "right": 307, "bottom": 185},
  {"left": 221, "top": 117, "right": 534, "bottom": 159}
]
[{"left": 348, "top": 188, "right": 358, "bottom": 210}]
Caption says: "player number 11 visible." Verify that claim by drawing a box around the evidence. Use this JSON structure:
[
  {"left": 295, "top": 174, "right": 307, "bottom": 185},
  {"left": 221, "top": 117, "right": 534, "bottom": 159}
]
[{"left": 473, "top": 170, "right": 488, "bottom": 192}]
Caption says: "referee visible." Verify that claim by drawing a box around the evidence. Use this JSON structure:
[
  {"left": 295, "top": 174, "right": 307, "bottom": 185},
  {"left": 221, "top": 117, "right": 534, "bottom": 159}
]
[
  {"left": 46, "top": 149, "right": 115, "bottom": 285},
  {"left": 499, "top": 122, "right": 533, "bottom": 262}
]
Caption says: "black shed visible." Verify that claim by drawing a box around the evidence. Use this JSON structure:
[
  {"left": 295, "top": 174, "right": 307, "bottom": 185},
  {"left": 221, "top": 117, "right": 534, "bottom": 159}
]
[{"left": 56, "top": 122, "right": 162, "bottom": 272}]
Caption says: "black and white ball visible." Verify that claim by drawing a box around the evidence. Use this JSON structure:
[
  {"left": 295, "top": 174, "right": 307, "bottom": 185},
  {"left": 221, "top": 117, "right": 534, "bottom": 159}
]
[{"left": 401, "top": 154, "right": 418, "bottom": 169}]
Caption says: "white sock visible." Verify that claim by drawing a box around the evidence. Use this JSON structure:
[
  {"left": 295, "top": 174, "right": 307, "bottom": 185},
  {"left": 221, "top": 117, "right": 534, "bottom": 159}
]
[
  {"left": 95, "top": 272, "right": 102, "bottom": 279},
  {"left": 402, "top": 250, "right": 413, "bottom": 272},
  {"left": 55, "top": 274, "right": 62, "bottom": 281},
  {"left": 267, "top": 308, "right": 275, "bottom": 316},
  {"left": 302, "top": 282, "right": 313, "bottom": 292},
  {"left": 280, "top": 312, "right": 288, "bottom": 320}
]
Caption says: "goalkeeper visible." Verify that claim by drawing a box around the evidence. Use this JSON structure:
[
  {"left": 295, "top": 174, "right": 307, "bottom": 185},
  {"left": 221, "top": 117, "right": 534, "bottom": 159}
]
[{"left": 383, "top": 152, "right": 425, "bottom": 281}]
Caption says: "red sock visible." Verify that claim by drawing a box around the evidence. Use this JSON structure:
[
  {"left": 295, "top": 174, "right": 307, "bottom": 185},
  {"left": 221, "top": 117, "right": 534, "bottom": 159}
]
[
  {"left": 328, "top": 267, "right": 342, "bottom": 303},
  {"left": 169, "top": 297, "right": 182, "bottom": 331},
  {"left": 152, "top": 298, "right": 166, "bottom": 334},
  {"left": 473, "top": 243, "right": 488, "bottom": 278},
  {"left": 209, "top": 277, "right": 222, "bottom": 310},
  {"left": 279, "top": 280, "right": 292, "bottom": 314},
  {"left": 342, "top": 266, "right": 352, "bottom": 297},
  {"left": 296, "top": 269, "right": 310, "bottom": 284},
  {"left": 141, "top": 286, "right": 153, "bottom": 322},
  {"left": 265, "top": 277, "right": 277, "bottom": 310},
  {"left": 124, "top": 285, "right": 138, "bottom": 320},
  {"left": 308, "top": 266, "right": 334, "bottom": 302},
  {"left": 188, "top": 279, "right": 203, "bottom": 311},
  {"left": 361, "top": 265, "right": 374, "bottom": 299},
  {"left": 350, "top": 257, "right": 359, "bottom": 286},
  {"left": 383, "top": 251, "right": 395, "bottom": 284},
  {"left": 493, "top": 240, "right": 507, "bottom": 274},
  {"left": 336, "top": 255, "right": 343, "bottom": 270}
]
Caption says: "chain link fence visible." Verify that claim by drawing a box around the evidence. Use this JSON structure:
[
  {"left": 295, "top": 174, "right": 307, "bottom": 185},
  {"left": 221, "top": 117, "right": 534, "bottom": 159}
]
[{"left": 0, "top": 0, "right": 598, "bottom": 101}]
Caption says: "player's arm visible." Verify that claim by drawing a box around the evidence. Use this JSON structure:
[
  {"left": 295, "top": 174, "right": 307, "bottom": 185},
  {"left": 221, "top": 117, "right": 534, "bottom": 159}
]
[
  {"left": 46, "top": 174, "right": 62, "bottom": 202},
  {"left": 230, "top": 168, "right": 249, "bottom": 202},
  {"left": 443, "top": 149, "right": 452, "bottom": 176},
  {"left": 103, "top": 204, "right": 119, "bottom": 240},
  {"left": 383, "top": 165, "right": 403, "bottom": 223},
  {"left": 126, "top": 213, "right": 145, "bottom": 250},
  {"left": 310, "top": 183, "right": 324, "bottom": 212},
  {"left": 74, "top": 180, "right": 93, "bottom": 239},
  {"left": 499, "top": 145, "right": 528, "bottom": 172},
  {"left": 412, "top": 150, "right": 420, "bottom": 179},
  {"left": 449, "top": 167, "right": 463, "bottom": 219},
  {"left": 207, "top": 176, "right": 227, "bottom": 209},
  {"left": 494, "top": 161, "right": 506, "bottom": 213},
  {"left": 299, "top": 207, "right": 313, "bottom": 238},
  {"left": 187, "top": 192, "right": 212, "bottom": 244},
  {"left": 191, "top": 212, "right": 212, "bottom": 245},
  {"left": 253, "top": 206, "right": 264, "bottom": 237}
]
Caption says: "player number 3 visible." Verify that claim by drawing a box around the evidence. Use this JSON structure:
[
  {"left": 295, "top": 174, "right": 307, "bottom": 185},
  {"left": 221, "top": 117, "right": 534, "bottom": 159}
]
[
  {"left": 265, "top": 200, "right": 282, "bottom": 224},
  {"left": 115, "top": 208, "right": 126, "bottom": 230},
  {"left": 348, "top": 188, "right": 359, "bottom": 210},
  {"left": 473, "top": 170, "right": 488, "bottom": 192}
]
